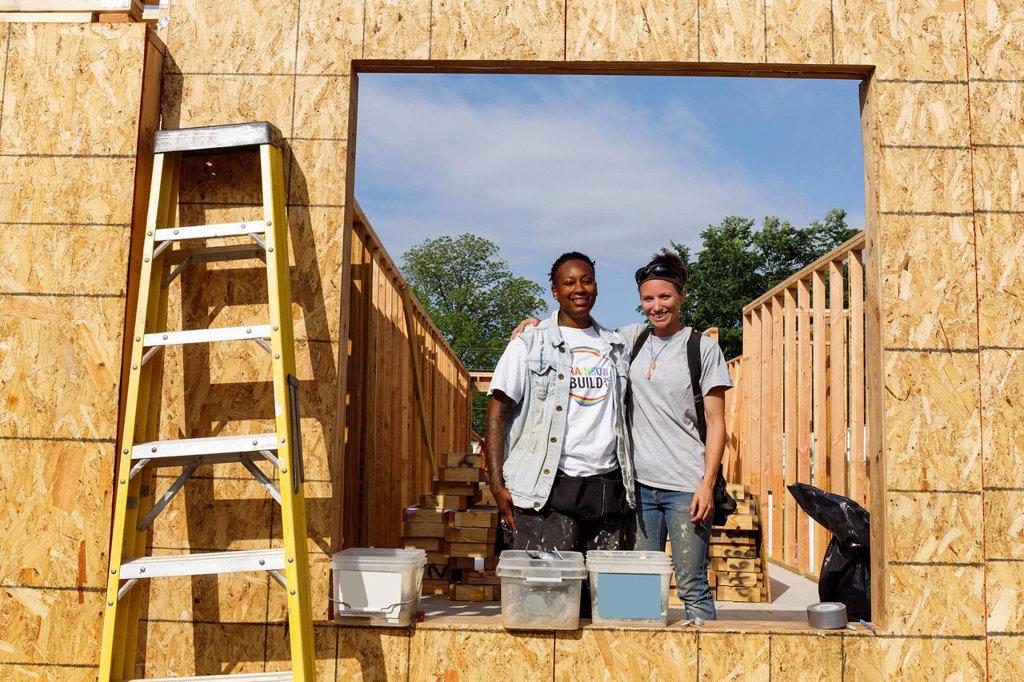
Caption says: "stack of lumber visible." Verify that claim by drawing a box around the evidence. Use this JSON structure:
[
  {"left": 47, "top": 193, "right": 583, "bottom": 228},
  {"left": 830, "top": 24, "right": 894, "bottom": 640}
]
[
  {"left": 402, "top": 505, "right": 450, "bottom": 595},
  {"left": 449, "top": 500, "right": 500, "bottom": 601},
  {"left": 667, "top": 483, "right": 770, "bottom": 605}
]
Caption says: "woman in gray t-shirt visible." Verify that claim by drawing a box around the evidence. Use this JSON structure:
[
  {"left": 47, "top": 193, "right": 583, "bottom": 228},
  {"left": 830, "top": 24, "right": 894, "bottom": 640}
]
[
  {"left": 622, "top": 252, "right": 732, "bottom": 621},
  {"left": 511, "top": 252, "right": 731, "bottom": 620}
]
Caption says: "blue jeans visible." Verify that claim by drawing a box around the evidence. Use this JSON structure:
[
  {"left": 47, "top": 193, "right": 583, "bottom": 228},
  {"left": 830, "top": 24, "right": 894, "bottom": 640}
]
[{"left": 634, "top": 484, "right": 716, "bottom": 621}]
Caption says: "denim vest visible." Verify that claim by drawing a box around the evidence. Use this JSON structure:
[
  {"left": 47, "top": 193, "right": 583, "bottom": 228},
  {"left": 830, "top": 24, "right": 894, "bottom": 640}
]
[{"left": 501, "top": 311, "right": 635, "bottom": 511}]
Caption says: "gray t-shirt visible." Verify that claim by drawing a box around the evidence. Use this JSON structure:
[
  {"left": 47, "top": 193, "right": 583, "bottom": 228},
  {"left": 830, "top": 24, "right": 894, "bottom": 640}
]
[{"left": 619, "top": 324, "right": 733, "bottom": 492}]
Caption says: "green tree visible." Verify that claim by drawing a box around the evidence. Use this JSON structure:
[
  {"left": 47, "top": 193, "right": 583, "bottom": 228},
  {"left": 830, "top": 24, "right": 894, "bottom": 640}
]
[
  {"left": 672, "top": 208, "right": 858, "bottom": 359},
  {"left": 402, "top": 234, "right": 546, "bottom": 434}
]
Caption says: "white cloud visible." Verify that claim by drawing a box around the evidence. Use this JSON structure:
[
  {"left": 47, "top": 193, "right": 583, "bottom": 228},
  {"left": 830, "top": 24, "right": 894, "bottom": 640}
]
[{"left": 353, "top": 76, "right": 818, "bottom": 272}]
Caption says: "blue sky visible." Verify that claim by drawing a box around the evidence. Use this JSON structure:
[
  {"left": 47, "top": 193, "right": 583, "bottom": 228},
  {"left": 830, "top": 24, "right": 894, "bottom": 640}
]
[{"left": 353, "top": 74, "right": 865, "bottom": 329}]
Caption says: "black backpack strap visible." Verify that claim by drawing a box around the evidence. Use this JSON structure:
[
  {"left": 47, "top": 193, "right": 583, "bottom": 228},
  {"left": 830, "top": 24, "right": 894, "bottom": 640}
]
[
  {"left": 631, "top": 325, "right": 654, "bottom": 363},
  {"left": 686, "top": 329, "right": 707, "bottom": 443}
]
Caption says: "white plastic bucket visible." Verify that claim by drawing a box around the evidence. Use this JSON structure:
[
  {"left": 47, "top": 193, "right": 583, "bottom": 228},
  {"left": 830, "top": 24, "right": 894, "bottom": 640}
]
[
  {"left": 495, "top": 550, "right": 586, "bottom": 630},
  {"left": 586, "top": 550, "right": 673, "bottom": 627},
  {"left": 331, "top": 548, "right": 426, "bottom": 627}
]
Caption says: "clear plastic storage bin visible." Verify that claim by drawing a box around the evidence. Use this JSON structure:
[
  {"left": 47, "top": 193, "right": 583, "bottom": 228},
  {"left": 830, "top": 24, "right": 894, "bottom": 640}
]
[
  {"left": 586, "top": 550, "right": 674, "bottom": 627},
  {"left": 331, "top": 548, "right": 426, "bottom": 627},
  {"left": 495, "top": 550, "right": 586, "bottom": 630}
]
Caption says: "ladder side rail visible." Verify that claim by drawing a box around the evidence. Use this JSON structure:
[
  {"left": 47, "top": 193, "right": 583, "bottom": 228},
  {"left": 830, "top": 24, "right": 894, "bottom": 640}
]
[
  {"left": 99, "top": 151, "right": 179, "bottom": 682},
  {"left": 120, "top": 151, "right": 181, "bottom": 680},
  {"left": 261, "top": 143, "right": 316, "bottom": 680}
]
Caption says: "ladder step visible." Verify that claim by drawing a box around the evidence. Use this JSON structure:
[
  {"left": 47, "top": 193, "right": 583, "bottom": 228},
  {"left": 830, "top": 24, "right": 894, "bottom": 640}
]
[
  {"left": 143, "top": 325, "right": 272, "bottom": 347},
  {"left": 132, "top": 433, "right": 279, "bottom": 461},
  {"left": 120, "top": 549, "right": 285, "bottom": 579},
  {"left": 154, "top": 221, "right": 266, "bottom": 242},
  {"left": 153, "top": 121, "right": 281, "bottom": 155},
  {"left": 126, "top": 671, "right": 294, "bottom": 681}
]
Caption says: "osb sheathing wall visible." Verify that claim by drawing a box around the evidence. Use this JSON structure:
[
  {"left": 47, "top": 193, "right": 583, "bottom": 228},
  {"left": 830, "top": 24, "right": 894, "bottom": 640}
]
[
  {"left": 151, "top": 0, "right": 1022, "bottom": 679},
  {"left": 0, "top": 21, "right": 162, "bottom": 680}
]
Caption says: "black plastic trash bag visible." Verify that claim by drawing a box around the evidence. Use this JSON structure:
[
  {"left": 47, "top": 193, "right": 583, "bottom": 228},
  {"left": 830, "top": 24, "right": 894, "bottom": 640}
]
[{"left": 787, "top": 483, "right": 871, "bottom": 621}]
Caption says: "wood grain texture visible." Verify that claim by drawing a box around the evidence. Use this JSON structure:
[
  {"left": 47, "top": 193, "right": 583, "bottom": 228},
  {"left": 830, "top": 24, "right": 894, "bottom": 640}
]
[
  {"left": 979, "top": 347, "right": 1024, "bottom": 488},
  {"left": 876, "top": 147, "right": 972, "bottom": 215},
  {"left": 769, "top": 633, "right": 841, "bottom": 682},
  {"left": 966, "top": 0, "right": 1024, "bottom": 80},
  {"left": 697, "top": 632, "right": 768, "bottom": 682},
  {"left": 409, "top": 628, "right": 554, "bottom": 681},
  {"left": 698, "top": 0, "right": 765, "bottom": 63},
  {"left": 332, "top": 627, "right": 409, "bottom": 681},
  {"left": 971, "top": 146, "right": 1024, "bottom": 214},
  {"left": 289, "top": 138, "right": 349, "bottom": 206},
  {"left": 966, "top": 81, "right": 1024, "bottom": 146},
  {"left": 887, "top": 491, "right": 982, "bottom": 564},
  {"left": 166, "top": 0, "right": 299, "bottom": 74},
  {"left": 0, "top": 441, "right": 112, "bottom": 587},
  {"left": 0, "top": 224, "right": 129, "bottom": 295},
  {"left": 1, "top": 23, "right": 145, "bottom": 155},
  {"left": 264, "top": 624, "right": 339, "bottom": 682},
  {"left": 297, "top": 0, "right": 364, "bottom": 75},
  {"left": 877, "top": 215, "right": 977, "bottom": 349},
  {"left": 765, "top": 0, "right": 832, "bottom": 65},
  {"left": 886, "top": 564, "right": 985, "bottom": 636},
  {"left": 882, "top": 351, "right": 981, "bottom": 491},
  {"left": 365, "top": 0, "right": 432, "bottom": 59},
  {"left": 294, "top": 75, "right": 351, "bottom": 139},
  {"left": 553, "top": 629, "right": 697, "bottom": 681},
  {"left": 161, "top": 73, "right": 295, "bottom": 136},
  {"left": 135, "top": 620, "right": 269, "bottom": 678},
  {"left": 987, "top": 559, "right": 1024, "bottom": 634},
  {"left": 566, "top": 0, "right": 698, "bottom": 62},
  {"left": 843, "top": 636, "right": 986, "bottom": 681},
  {"left": 874, "top": 82, "right": 969, "bottom": 147},
  {"left": 833, "top": 0, "right": 967, "bottom": 80},
  {"left": 0, "top": 155, "right": 136, "bottom": 225},
  {"left": 431, "top": 0, "right": 566, "bottom": 60},
  {"left": 0, "top": 586, "right": 103, "bottom": 665},
  {"left": 988, "top": 635, "right": 1024, "bottom": 682},
  {"left": 985, "top": 488, "right": 1024, "bottom": 560},
  {"left": 976, "top": 213, "right": 1024, "bottom": 346}
]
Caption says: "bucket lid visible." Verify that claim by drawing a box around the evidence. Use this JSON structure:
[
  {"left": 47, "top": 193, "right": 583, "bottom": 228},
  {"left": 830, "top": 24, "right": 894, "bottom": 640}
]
[
  {"left": 586, "top": 550, "right": 673, "bottom": 573},
  {"left": 331, "top": 548, "right": 426, "bottom": 571},
  {"left": 496, "top": 549, "right": 586, "bottom": 580}
]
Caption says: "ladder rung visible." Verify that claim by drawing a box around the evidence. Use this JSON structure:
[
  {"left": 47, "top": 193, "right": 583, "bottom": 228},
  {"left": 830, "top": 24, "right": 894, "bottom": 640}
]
[
  {"left": 126, "top": 671, "right": 294, "bottom": 681},
  {"left": 120, "top": 549, "right": 285, "bottom": 579},
  {"left": 154, "top": 221, "right": 266, "bottom": 242},
  {"left": 143, "top": 325, "right": 272, "bottom": 347},
  {"left": 132, "top": 433, "right": 279, "bottom": 461}
]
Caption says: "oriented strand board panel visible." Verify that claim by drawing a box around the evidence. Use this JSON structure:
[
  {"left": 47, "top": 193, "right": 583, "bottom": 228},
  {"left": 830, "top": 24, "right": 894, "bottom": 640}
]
[
  {"left": 765, "top": 0, "right": 832, "bottom": 65},
  {"left": 553, "top": 629, "right": 697, "bottom": 681},
  {"left": 877, "top": 214, "right": 977, "bottom": 349},
  {"left": 876, "top": 147, "right": 972, "bottom": 214},
  {"left": 966, "top": 81, "right": 1024, "bottom": 146},
  {"left": 409, "top": 628, "right": 554, "bottom": 681},
  {"left": 768, "top": 633, "right": 842, "bottom": 682},
  {"left": 335, "top": 627, "right": 409, "bottom": 681},
  {"left": 886, "top": 492, "right": 982, "bottom": 564},
  {"left": 886, "top": 564, "right": 985, "bottom": 636},
  {"left": 697, "top": 633, "right": 769, "bottom": 681},
  {"left": 0, "top": 586, "right": 104, "bottom": 665},
  {"left": 566, "top": 0, "right": 699, "bottom": 62},
  {"left": 984, "top": 488, "right": 1024, "bottom": 560},
  {"left": 430, "top": 0, "right": 566, "bottom": 60},
  {"left": 364, "top": 0, "right": 431, "bottom": 59},
  {"left": 966, "top": 0, "right": 1024, "bottom": 80},
  {"left": 296, "top": 0, "right": 365, "bottom": 75},
  {"left": 843, "top": 636, "right": 986, "bottom": 680},
  {"left": 873, "top": 81, "right": 970, "bottom": 147},
  {"left": 698, "top": 0, "right": 765, "bottom": 63},
  {"left": 971, "top": 146, "right": 1024, "bottom": 214},
  {"left": 882, "top": 351, "right": 981, "bottom": 491},
  {"left": 979, "top": 348, "right": 1024, "bottom": 486}
]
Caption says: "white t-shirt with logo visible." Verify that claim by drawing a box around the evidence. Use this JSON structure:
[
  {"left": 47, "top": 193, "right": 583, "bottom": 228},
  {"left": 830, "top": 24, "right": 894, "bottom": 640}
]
[{"left": 489, "top": 325, "right": 618, "bottom": 477}]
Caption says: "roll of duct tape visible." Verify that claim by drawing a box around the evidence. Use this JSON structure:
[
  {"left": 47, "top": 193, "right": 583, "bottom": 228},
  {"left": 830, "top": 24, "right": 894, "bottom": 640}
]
[{"left": 807, "top": 602, "right": 848, "bottom": 629}]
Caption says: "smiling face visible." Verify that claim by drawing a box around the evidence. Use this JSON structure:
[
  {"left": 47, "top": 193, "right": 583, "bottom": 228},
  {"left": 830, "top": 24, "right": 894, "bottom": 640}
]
[
  {"left": 551, "top": 259, "right": 598, "bottom": 325},
  {"left": 639, "top": 278, "right": 685, "bottom": 334}
]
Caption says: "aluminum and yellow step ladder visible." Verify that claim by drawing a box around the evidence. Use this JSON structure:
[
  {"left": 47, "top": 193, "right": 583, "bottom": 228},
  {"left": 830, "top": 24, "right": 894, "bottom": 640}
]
[{"left": 98, "top": 122, "right": 315, "bottom": 682}]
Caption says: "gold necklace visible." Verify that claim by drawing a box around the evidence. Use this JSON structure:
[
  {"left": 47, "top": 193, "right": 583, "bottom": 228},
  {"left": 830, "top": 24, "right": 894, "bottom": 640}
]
[{"left": 646, "top": 337, "right": 673, "bottom": 380}]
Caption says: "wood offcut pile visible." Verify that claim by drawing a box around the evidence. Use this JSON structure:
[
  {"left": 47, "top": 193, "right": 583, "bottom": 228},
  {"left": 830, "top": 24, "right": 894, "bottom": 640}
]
[
  {"left": 402, "top": 452, "right": 501, "bottom": 601},
  {"left": 669, "top": 483, "right": 770, "bottom": 604}
]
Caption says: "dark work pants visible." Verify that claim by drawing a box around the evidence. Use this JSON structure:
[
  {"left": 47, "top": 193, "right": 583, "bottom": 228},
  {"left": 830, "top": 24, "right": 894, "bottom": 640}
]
[{"left": 511, "top": 469, "right": 634, "bottom": 618}]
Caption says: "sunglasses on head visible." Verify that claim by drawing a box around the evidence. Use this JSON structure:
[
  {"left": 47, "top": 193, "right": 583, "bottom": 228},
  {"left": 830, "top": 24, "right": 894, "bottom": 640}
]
[{"left": 634, "top": 262, "right": 682, "bottom": 285}]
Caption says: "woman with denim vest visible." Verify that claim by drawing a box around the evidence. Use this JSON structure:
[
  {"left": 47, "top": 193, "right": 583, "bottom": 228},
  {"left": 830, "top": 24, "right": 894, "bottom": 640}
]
[
  {"left": 512, "top": 252, "right": 731, "bottom": 621},
  {"left": 485, "top": 252, "right": 636, "bottom": 556}
]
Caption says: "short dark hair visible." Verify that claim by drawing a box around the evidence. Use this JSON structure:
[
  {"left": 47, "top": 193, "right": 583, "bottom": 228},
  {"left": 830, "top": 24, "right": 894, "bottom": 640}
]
[{"left": 549, "top": 251, "right": 596, "bottom": 284}]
